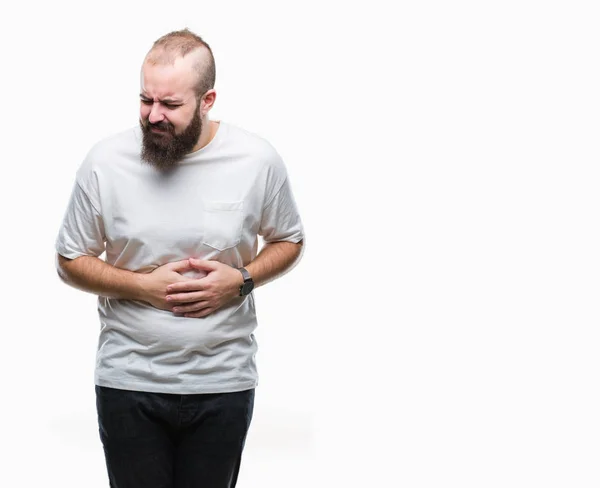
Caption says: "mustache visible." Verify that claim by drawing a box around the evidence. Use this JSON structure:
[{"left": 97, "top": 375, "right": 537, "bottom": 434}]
[{"left": 144, "top": 120, "right": 174, "bottom": 132}]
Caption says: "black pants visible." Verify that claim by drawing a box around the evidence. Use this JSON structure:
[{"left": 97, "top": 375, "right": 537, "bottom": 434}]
[{"left": 95, "top": 386, "right": 255, "bottom": 488}]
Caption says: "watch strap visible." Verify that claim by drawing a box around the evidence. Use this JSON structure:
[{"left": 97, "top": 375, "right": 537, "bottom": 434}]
[{"left": 239, "top": 267, "right": 252, "bottom": 282}]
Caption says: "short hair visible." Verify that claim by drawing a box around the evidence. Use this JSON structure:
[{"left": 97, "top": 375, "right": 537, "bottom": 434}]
[{"left": 146, "top": 28, "right": 216, "bottom": 99}]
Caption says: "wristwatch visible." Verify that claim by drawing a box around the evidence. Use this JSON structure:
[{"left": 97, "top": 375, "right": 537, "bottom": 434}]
[{"left": 238, "top": 267, "right": 254, "bottom": 296}]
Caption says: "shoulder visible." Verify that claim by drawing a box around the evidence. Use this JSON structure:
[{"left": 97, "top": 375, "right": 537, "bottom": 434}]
[
  {"left": 84, "top": 126, "right": 139, "bottom": 167},
  {"left": 77, "top": 126, "right": 139, "bottom": 180},
  {"left": 222, "top": 121, "right": 287, "bottom": 175}
]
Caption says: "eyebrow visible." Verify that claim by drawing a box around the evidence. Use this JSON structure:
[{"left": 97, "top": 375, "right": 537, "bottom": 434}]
[{"left": 139, "top": 93, "right": 184, "bottom": 104}]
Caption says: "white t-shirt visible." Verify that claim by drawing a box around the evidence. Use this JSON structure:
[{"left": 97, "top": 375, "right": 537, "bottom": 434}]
[{"left": 55, "top": 121, "right": 304, "bottom": 394}]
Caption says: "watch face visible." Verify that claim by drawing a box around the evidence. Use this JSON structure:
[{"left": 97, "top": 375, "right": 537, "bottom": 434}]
[{"left": 241, "top": 281, "right": 254, "bottom": 295}]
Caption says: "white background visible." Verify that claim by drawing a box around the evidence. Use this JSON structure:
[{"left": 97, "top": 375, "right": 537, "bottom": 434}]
[{"left": 0, "top": 0, "right": 599, "bottom": 487}]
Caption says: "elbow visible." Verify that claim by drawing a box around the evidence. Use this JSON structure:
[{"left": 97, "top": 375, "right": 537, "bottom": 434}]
[
  {"left": 295, "top": 239, "right": 305, "bottom": 262},
  {"left": 56, "top": 254, "right": 73, "bottom": 284}
]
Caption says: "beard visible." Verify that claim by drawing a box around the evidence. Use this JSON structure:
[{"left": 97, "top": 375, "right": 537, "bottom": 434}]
[{"left": 140, "top": 110, "right": 202, "bottom": 171}]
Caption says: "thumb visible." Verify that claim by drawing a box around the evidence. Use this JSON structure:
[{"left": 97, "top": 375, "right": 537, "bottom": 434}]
[
  {"left": 189, "top": 258, "right": 218, "bottom": 271},
  {"left": 167, "top": 259, "right": 192, "bottom": 272}
]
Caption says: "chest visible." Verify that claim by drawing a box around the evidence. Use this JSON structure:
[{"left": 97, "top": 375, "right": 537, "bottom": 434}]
[{"left": 100, "top": 170, "right": 261, "bottom": 253}]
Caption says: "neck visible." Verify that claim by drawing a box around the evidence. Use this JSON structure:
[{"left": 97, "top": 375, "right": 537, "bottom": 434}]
[{"left": 191, "top": 119, "right": 217, "bottom": 153}]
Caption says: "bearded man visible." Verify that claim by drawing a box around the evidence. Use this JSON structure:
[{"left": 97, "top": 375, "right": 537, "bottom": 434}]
[{"left": 55, "top": 29, "right": 304, "bottom": 488}]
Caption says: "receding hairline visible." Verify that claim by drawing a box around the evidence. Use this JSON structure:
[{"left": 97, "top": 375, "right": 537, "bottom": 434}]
[
  {"left": 144, "top": 44, "right": 210, "bottom": 66},
  {"left": 143, "top": 29, "right": 216, "bottom": 97},
  {"left": 147, "top": 28, "right": 212, "bottom": 59}
]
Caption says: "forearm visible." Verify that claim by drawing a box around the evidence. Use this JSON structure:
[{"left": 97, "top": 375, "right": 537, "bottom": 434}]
[
  {"left": 56, "top": 254, "right": 146, "bottom": 301},
  {"left": 245, "top": 240, "right": 304, "bottom": 288}
]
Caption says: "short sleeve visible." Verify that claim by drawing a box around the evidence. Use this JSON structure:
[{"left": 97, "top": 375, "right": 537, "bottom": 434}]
[
  {"left": 55, "top": 178, "right": 106, "bottom": 259},
  {"left": 259, "top": 175, "right": 304, "bottom": 244}
]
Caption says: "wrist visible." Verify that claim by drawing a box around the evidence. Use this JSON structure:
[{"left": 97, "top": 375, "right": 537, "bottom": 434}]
[
  {"left": 235, "top": 268, "right": 245, "bottom": 285},
  {"left": 131, "top": 272, "right": 149, "bottom": 302},
  {"left": 237, "top": 267, "right": 255, "bottom": 296}
]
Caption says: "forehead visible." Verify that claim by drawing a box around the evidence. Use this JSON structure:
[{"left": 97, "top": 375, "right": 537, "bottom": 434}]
[{"left": 141, "top": 57, "right": 197, "bottom": 99}]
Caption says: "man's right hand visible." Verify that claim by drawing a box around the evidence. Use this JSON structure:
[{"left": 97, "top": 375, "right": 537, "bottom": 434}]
[{"left": 138, "top": 259, "right": 194, "bottom": 311}]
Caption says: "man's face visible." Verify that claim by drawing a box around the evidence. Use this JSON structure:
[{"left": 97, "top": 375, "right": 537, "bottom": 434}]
[{"left": 139, "top": 57, "right": 203, "bottom": 170}]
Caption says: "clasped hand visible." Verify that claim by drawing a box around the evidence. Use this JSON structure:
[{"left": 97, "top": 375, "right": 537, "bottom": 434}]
[{"left": 144, "top": 258, "right": 243, "bottom": 318}]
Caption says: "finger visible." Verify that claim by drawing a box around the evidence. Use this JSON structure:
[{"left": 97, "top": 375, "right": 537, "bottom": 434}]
[
  {"left": 189, "top": 258, "right": 219, "bottom": 271},
  {"left": 179, "top": 269, "right": 207, "bottom": 280},
  {"left": 167, "top": 280, "right": 206, "bottom": 293},
  {"left": 167, "top": 259, "right": 192, "bottom": 272},
  {"left": 172, "top": 301, "right": 211, "bottom": 314},
  {"left": 166, "top": 291, "right": 209, "bottom": 304},
  {"left": 184, "top": 307, "right": 216, "bottom": 318}
]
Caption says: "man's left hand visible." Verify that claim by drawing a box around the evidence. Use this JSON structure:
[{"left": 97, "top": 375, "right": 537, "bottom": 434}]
[{"left": 166, "top": 258, "right": 244, "bottom": 318}]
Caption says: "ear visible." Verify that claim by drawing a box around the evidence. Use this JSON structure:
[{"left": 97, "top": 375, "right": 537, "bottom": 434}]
[{"left": 200, "top": 89, "right": 217, "bottom": 116}]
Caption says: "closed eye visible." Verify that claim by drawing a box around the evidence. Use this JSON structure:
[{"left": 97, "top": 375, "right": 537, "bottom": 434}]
[{"left": 140, "top": 98, "right": 181, "bottom": 110}]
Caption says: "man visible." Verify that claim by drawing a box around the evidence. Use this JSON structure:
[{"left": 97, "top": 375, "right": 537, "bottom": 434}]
[{"left": 55, "top": 29, "right": 304, "bottom": 488}]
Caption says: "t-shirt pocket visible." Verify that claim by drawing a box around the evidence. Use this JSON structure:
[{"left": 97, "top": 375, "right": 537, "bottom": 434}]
[{"left": 201, "top": 200, "right": 244, "bottom": 251}]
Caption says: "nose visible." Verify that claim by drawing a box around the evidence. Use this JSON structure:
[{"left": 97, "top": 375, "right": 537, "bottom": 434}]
[{"left": 148, "top": 102, "right": 165, "bottom": 124}]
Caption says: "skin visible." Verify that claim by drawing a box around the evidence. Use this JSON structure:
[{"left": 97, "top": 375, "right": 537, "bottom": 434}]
[
  {"left": 166, "top": 241, "right": 303, "bottom": 318},
  {"left": 57, "top": 47, "right": 303, "bottom": 317},
  {"left": 139, "top": 49, "right": 215, "bottom": 153}
]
